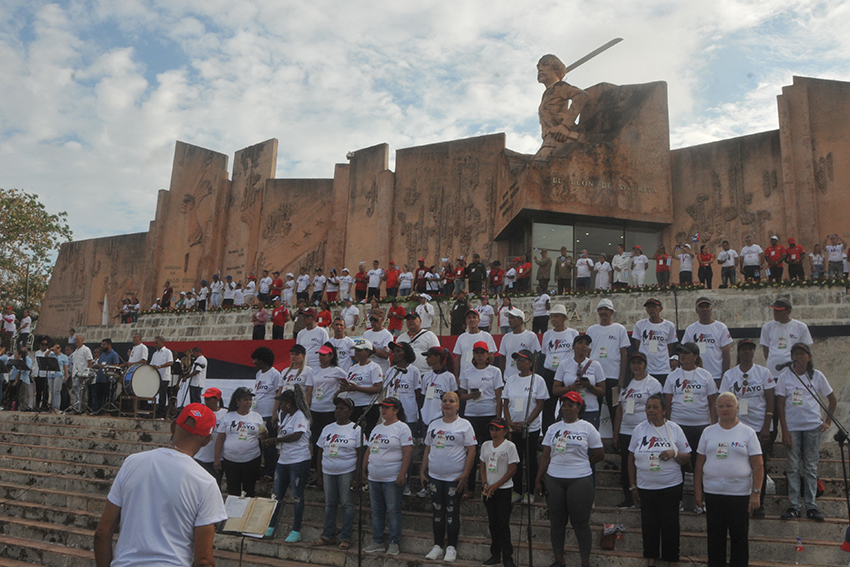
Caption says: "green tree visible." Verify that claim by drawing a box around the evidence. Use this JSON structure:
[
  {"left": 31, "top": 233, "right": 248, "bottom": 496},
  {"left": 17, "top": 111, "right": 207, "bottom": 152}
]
[{"left": 0, "top": 188, "right": 73, "bottom": 315}]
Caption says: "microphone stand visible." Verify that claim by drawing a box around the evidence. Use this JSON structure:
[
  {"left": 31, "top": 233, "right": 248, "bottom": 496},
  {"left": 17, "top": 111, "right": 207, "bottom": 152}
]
[
  {"left": 353, "top": 378, "right": 387, "bottom": 567},
  {"left": 784, "top": 363, "right": 850, "bottom": 520},
  {"left": 516, "top": 360, "right": 537, "bottom": 567}
]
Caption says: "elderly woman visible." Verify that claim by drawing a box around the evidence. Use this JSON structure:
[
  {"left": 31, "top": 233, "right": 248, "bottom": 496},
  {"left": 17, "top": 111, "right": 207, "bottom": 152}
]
[
  {"left": 214, "top": 387, "right": 267, "bottom": 497},
  {"left": 628, "top": 394, "right": 691, "bottom": 566},
  {"left": 593, "top": 253, "right": 612, "bottom": 290},
  {"left": 535, "top": 391, "right": 604, "bottom": 567},
  {"left": 694, "top": 392, "right": 764, "bottom": 567},
  {"left": 777, "top": 342, "right": 837, "bottom": 522},
  {"left": 420, "top": 391, "right": 477, "bottom": 562}
]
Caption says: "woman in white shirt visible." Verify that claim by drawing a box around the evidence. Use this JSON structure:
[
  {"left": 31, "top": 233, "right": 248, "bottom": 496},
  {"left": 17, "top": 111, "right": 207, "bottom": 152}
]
[
  {"left": 593, "top": 254, "right": 612, "bottom": 290},
  {"left": 338, "top": 339, "right": 384, "bottom": 436},
  {"left": 314, "top": 397, "right": 362, "bottom": 548},
  {"left": 418, "top": 347, "right": 459, "bottom": 430},
  {"left": 252, "top": 346, "right": 283, "bottom": 480},
  {"left": 534, "top": 391, "right": 604, "bottom": 567},
  {"left": 387, "top": 341, "right": 421, "bottom": 436},
  {"left": 695, "top": 392, "right": 764, "bottom": 567},
  {"left": 459, "top": 341, "right": 504, "bottom": 497},
  {"left": 613, "top": 352, "right": 663, "bottom": 508},
  {"left": 362, "top": 397, "right": 413, "bottom": 556},
  {"left": 498, "top": 297, "right": 513, "bottom": 335},
  {"left": 398, "top": 265, "right": 414, "bottom": 297},
  {"left": 808, "top": 243, "right": 825, "bottom": 279},
  {"left": 214, "top": 387, "right": 267, "bottom": 497},
  {"left": 628, "top": 394, "right": 691, "bottom": 565},
  {"left": 309, "top": 343, "right": 349, "bottom": 471},
  {"left": 265, "top": 387, "right": 312, "bottom": 542},
  {"left": 420, "top": 391, "right": 477, "bottom": 563}
]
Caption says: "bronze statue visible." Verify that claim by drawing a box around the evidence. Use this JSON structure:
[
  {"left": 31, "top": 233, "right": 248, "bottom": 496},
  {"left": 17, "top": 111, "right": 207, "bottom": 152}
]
[{"left": 535, "top": 54, "right": 589, "bottom": 160}]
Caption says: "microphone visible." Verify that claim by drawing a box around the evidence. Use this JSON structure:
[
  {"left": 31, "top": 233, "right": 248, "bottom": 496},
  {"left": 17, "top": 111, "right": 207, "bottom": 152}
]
[{"left": 775, "top": 361, "right": 794, "bottom": 371}]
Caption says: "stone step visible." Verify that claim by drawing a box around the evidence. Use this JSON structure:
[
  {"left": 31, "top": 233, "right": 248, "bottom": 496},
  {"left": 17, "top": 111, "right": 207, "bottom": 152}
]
[
  {"left": 0, "top": 454, "right": 119, "bottom": 480},
  {"left": 0, "top": 419, "right": 173, "bottom": 444},
  {"left": 0, "top": 482, "right": 108, "bottom": 513},
  {"left": 0, "top": 441, "right": 132, "bottom": 468},
  {"left": 0, "top": 430, "right": 165, "bottom": 454},
  {"left": 0, "top": 467, "right": 113, "bottom": 496},
  {"left": 0, "top": 412, "right": 172, "bottom": 433},
  {"left": 0, "top": 533, "right": 96, "bottom": 567}
]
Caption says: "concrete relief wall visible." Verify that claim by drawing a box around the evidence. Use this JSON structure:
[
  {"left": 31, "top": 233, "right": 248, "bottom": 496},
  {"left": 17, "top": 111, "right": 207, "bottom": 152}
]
[
  {"left": 343, "top": 144, "right": 390, "bottom": 265},
  {"left": 392, "top": 134, "right": 505, "bottom": 267},
  {"left": 258, "top": 178, "right": 335, "bottom": 274},
  {"left": 222, "top": 139, "right": 278, "bottom": 281}
]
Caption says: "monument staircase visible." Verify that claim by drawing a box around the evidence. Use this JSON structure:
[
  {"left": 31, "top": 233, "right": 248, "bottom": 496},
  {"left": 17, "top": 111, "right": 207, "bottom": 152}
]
[{"left": 0, "top": 412, "right": 847, "bottom": 567}]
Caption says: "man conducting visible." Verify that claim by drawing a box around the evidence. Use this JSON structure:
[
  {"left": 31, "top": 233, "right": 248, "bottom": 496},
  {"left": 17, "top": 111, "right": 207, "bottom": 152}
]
[{"left": 94, "top": 403, "right": 227, "bottom": 566}]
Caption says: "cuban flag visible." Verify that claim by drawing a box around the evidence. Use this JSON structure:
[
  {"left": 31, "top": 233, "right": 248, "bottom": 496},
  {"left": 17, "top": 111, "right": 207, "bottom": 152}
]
[{"left": 691, "top": 233, "right": 700, "bottom": 242}]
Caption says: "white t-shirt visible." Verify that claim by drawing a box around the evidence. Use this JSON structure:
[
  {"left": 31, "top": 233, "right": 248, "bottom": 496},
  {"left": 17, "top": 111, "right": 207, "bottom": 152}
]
[
  {"left": 296, "top": 274, "right": 311, "bottom": 292},
  {"left": 223, "top": 281, "right": 235, "bottom": 299},
  {"left": 663, "top": 368, "right": 718, "bottom": 426},
  {"left": 809, "top": 252, "right": 825, "bottom": 267},
  {"left": 297, "top": 326, "right": 330, "bottom": 368},
  {"left": 399, "top": 272, "right": 414, "bottom": 290},
  {"left": 344, "top": 361, "right": 383, "bottom": 407},
  {"left": 194, "top": 408, "right": 229, "bottom": 463},
  {"left": 363, "top": 328, "right": 395, "bottom": 374},
  {"left": 617, "top": 376, "right": 664, "bottom": 435},
  {"left": 2, "top": 313, "right": 16, "bottom": 333},
  {"left": 310, "top": 366, "right": 348, "bottom": 412},
  {"left": 253, "top": 367, "right": 282, "bottom": 417},
  {"left": 676, "top": 253, "right": 693, "bottom": 272},
  {"left": 416, "top": 303, "right": 436, "bottom": 329},
  {"left": 276, "top": 410, "right": 311, "bottom": 465},
  {"left": 70, "top": 345, "right": 93, "bottom": 376},
  {"left": 367, "top": 420, "right": 413, "bottom": 483},
  {"left": 628, "top": 419, "right": 690, "bottom": 490},
  {"left": 717, "top": 249, "right": 738, "bottom": 268},
  {"left": 585, "top": 323, "right": 631, "bottom": 379},
  {"left": 502, "top": 374, "right": 550, "bottom": 432},
  {"left": 553, "top": 358, "right": 605, "bottom": 412},
  {"left": 425, "top": 272, "right": 442, "bottom": 291},
  {"left": 632, "top": 318, "right": 678, "bottom": 376},
  {"left": 367, "top": 269, "right": 384, "bottom": 288},
  {"left": 338, "top": 275, "right": 353, "bottom": 295},
  {"left": 498, "top": 306, "right": 512, "bottom": 328},
  {"left": 210, "top": 280, "right": 223, "bottom": 295},
  {"left": 480, "top": 439, "right": 520, "bottom": 489},
  {"left": 233, "top": 289, "right": 244, "bottom": 306},
  {"left": 594, "top": 262, "right": 612, "bottom": 289},
  {"left": 19, "top": 316, "right": 31, "bottom": 333},
  {"left": 278, "top": 366, "right": 313, "bottom": 394},
  {"left": 419, "top": 370, "right": 459, "bottom": 425},
  {"left": 244, "top": 281, "right": 256, "bottom": 297},
  {"left": 188, "top": 355, "right": 207, "bottom": 388},
  {"left": 107, "top": 448, "right": 228, "bottom": 567},
  {"left": 759, "top": 319, "right": 813, "bottom": 375},
  {"left": 259, "top": 277, "right": 272, "bottom": 294},
  {"left": 217, "top": 411, "right": 267, "bottom": 462},
  {"left": 397, "top": 329, "right": 440, "bottom": 374},
  {"left": 330, "top": 336, "right": 356, "bottom": 371},
  {"left": 476, "top": 304, "right": 495, "bottom": 328},
  {"left": 575, "top": 258, "right": 593, "bottom": 278},
  {"left": 741, "top": 244, "right": 763, "bottom": 266},
  {"left": 776, "top": 368, "right": 834, "bottom": 431},
  {"left": 697, "top": 422, "right": 762, "bottom": 496},
  {"left": 826, "top": 244, "right": 844, "bottom": 262},
  {"left": 326, "top": 276, "right": 339, "bottom": 292},
  {"left": 540, "top": 328, "right": 579, "bottom": 371},
  {"left": 340, "top": 306, "right": 360, "bottom": 329},
  {"left": 720, "top": 365, "right": 775, "bottom": 431},
  {"left": 683, "top": 320, "right": 733, "bottom": 382},
  {"left": 543, "top": 419, "right": 603, "bottom": 479},
  {"left": 425, "top": 417, "right": 477, "bottom": 482},
  {"left": 313, "top": 275, "right": 327, "bottom": 291},
  {"left": 453, "top": 330, "right": 497, "bottom": 375},
  {"left": 532, "top": 294, "right": 550, "bottom": 317},
  {"left": 128, "top": 343, "right": 149, "bottom": 364},
  {"left": 384, "top": 364, "right": 421, "bottom": 422},
  {"left": 504, "top": 268, "right": 517, "bottom": 287},
  {"left": 459, "top": 365, "right": 504, "bottom": 417},
  {"left": 498, "top": 330, "right": 542, "bottom": 379},
  {"left": 317, "top": 421, "right": 362, "bottom": 475},
  {"left": 150, "top": 347, "right": 173, "bottom": 382},
  {"left": 631, "top": 254, "right": 649, "bottom": 274}
]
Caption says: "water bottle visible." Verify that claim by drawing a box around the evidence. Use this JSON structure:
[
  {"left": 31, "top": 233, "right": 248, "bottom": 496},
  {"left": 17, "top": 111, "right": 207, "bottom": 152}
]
[{"left": 794, "top": 537, "right": 803, "bottom": 565}]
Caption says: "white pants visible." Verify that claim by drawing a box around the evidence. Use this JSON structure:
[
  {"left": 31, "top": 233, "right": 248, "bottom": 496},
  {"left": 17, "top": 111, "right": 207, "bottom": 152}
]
[
  {"left": 48, "top": 376, "right": 63, "bottom": 409},
  {"left": 210, "top": 293, "right": 223, "bottom": 308},
  {"left": 631, "top": 271, "right": 646, "bottom": 287}
]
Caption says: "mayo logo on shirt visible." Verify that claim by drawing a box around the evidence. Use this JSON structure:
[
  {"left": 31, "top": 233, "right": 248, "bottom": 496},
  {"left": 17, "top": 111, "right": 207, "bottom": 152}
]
[
  {"left": 607, "top": 334, "right": 618, "bottom": 341},
  {"left": 674, "top": 378, "right": 704, "bottom": 391},
  {"left": 430, "top": 429, "right": 457, "bottom": 441},
  {"left": 256, "top": 381, "right": 275, "bottom": 391},
  {"left": 638, "top": 435, "right": 672, "bottom": 450},
  {"left": 546, "top": 339, "right": 572, "bottom": 352},
  {"left": 325, "top": 433, "right": 353, "bottom": 444},
  {"left": 552, "top": 429, "right": 584, "bottom": 442},
  {"left": 730, "top": 441, "right": 746, "bottom": 449},
  {"left": 370, "top": 433, "right": 392, "bottom": 444},
  {"left": 641, "top": 330, "right": 667, "bottom": 343},
  {"left": 232, "top": 421, "right": 259, "bottom": 431},
  {"left": 692, "top": 333, "right": 715, "bottom": 344},
  {"left": 732, "top": 381, "right": 763, "bottom": 395},
  {"left": 623, "top": 388, "right": 643, "bottom": 399}
]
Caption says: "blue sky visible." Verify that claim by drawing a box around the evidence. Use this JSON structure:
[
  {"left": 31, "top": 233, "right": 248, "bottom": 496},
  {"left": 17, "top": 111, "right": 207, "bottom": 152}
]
[{"left": 1, "top": 0, "right": 848, "bottom": 242}]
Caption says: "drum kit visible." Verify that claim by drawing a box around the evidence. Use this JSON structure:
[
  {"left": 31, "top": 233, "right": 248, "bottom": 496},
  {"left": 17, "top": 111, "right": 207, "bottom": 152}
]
[{"left": 69, "top": 362, "right": 165, "bottom": 417}]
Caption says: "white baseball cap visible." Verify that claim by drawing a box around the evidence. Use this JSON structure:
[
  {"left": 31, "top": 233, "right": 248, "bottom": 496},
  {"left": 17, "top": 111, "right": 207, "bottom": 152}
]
[
  {"left": 506, "top": 307, "right": 525, "bottom": 318},
  {"left": 550, "top": 304, "right": 568, "bottom": 316},
  {"left": 596, "top": 298, "right": 615, "bottom": 311}
]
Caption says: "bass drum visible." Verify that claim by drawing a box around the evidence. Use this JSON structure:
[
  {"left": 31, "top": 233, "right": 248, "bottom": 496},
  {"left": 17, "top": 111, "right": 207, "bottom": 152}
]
[{"left": 124, "top": 364, "right": 161, "bottom": 398}]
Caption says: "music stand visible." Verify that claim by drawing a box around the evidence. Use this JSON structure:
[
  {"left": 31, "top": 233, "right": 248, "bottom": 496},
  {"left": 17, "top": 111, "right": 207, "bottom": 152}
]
[{"left": 36, "top": 357, "right": 60, "bottom": 373}]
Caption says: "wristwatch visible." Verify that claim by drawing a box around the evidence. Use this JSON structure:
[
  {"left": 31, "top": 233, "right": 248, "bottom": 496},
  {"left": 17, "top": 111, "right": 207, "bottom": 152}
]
[{"left": 752, "top": 488, "right": 761, "bottom": 494}]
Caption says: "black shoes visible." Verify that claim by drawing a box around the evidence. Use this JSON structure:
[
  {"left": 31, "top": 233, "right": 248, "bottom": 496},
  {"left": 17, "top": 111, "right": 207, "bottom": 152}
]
[
  {"left": 780, "top": 507, "right": 800, "bottom": 519},
  {"left": 482, "top": 556, "right": 500, "bottom": 566},
  {"left": 752, "top": 506, "right": 765, "bottom": 519},
  {"left": 807, "top": 508, "right": 825, "bottom": 522}
]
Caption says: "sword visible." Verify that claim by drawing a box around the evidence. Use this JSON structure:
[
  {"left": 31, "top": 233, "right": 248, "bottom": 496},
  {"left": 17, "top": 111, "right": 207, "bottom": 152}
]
[{"left": 564, "top": 38, "right": 623, "bottom": 75}]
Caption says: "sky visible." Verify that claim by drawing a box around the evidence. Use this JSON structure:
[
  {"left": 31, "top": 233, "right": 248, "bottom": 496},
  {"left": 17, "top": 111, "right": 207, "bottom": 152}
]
[{"left": 1, "top": 0, "right": 848, "bottom": 243}]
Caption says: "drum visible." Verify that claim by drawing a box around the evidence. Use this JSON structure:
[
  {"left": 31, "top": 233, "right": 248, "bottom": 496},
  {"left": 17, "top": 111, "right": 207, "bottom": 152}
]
[
  {"left": 77, "top": 368, "right": 96, "bottom": 385},
  {"left": 124, "top": 364, "right": 161, "bottom": 398}
]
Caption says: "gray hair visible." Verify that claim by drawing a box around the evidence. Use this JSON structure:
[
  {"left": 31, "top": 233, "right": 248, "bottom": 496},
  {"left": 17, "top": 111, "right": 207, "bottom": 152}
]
[{"left": 716, "top": 391, "right": 738, "bottom": 406}]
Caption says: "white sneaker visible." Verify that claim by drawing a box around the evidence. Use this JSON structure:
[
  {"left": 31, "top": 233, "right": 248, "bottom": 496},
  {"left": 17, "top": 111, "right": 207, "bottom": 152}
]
[
  {"left": 403, "top": 486, "right": 412, "bottom": 496},
  {"left": 425, "top": 545, "right": 444, "bottom": 560},
  {"left": 693, "top": 504, "right": 705, "bottom": 514},
  {"left": 511, "top": 492, "right": 522, "bottom": 504},
  {"left": 417, "top": 488, "right": 430, "bottom": 498},
  {"left": 444, "top": 546, "right": 457, "bottom": 562},
  {"left": 521, "top": 493, "right": 534, "bottom": 504}
]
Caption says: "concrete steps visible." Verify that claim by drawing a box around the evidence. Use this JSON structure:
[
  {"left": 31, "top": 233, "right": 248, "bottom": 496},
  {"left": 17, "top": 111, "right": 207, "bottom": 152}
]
[{"left": 0, "top": 412, "right": 847, "bottom": 567}]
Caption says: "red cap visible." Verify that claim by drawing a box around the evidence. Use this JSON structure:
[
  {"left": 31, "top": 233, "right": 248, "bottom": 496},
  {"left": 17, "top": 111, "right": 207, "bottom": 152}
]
[
  {"left": 389, "top": 261, "right": 395, "bottom": 265},
  {"left": 249, "top": 275, "right": 256, "bottom": 280},
  {"left": 418, "top": 258, "right": 425, "bottom": 262},
  {"left": 788, "top": 237, "right": 796, "bottom": 244},
  {"left": 514, "top": 257, "right": 521, "bottom": 262},
  {"left": 175, "top": 403, "right": 217, "bottom": 436},
  {"left": 301, "top": 308, "right": 318, "bottom": 318},
  {"left": 318, "top": 345, "right": 334, "bottom": 355},
  {"left": 202, "top": 388, "right": 222, "bottom": 400},
  {"left": 472, "top": 341, "right": 490, "bottom": 351},
  {"left": 561, "top": 391, "right": 583, "bottom": 404}
]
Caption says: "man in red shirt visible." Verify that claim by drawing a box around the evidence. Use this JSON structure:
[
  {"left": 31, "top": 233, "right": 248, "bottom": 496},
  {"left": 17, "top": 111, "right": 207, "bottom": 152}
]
[
  {"left": 765, "top": 235, "right": 787, "bottom": 282},
  {"left": 316, "top": 302, "right": 333, "bottom": 327},
  {"left": 785, "top": 237, "right": 805, "bottom": 281},
  {"left": 271, "top": 297, "right": 288, "bottom": 340},
  {"left": 415, "top": 258, "right": 429, "bottom": 294},
  {"left": 489, "top": 260, "right": 505, "bottom": 294},
  {"left": 453, "top": 258, "right": 467, "bottom": 294},
  {"left": 354, "top": 264, "right": 368, "bottom": 302},
  {"left": 387, "top": 298, "right": 406, "bottom": 337},
  {"left": 270, "top": 271, "right": 284, "bottom": 300},
  {"left": 385, "top": 261, "right": 400, "bottom": 297},
  {"left": 653, "top": 245, "right": 671, "bottom": 286},
  {"left": 516, "top": 256, "right": 532, "bottom": 292}
]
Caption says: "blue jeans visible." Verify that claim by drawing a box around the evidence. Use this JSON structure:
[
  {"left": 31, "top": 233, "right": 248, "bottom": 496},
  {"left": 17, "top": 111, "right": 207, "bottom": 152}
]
[
  {"left": 272, "top": 459, "right": 310, "bottom": 531},
  {"left": 787, "top": 428, "right": 822, "bottom": 511},
  {"left": 369, "top": 480, "right": 404, "bottom": 544},
  {"left": 323, "top": 471, "right": 355, "bottom": 541},
  {"left": 262, "top": 416, "right": 278, "bottom": 477}
]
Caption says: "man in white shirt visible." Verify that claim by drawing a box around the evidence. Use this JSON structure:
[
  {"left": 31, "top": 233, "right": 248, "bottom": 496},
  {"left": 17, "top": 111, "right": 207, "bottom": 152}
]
[
  {"left": 740, "top": 235, "right": 764, "bottom": 281},
  {"left": 540, "top": 304, "right": 578, "bottom": 432},
  {"left": 824, "top": 233, "right": 847, "bottom": 278},
  {"left": 70, "top": 335, "right": 93, "bottom": 414},
  {"left": 716, "top": 240, "right": 739, "bottom": 288},
  {"left": 311, "top": 268, "right": 327, "bottom": 303},
  {"left": 497, "top": 307, "right": 541, "bottom": 379},
  {"left": 17, "top": 309, "right": 31, "bottom": 349},
  {"left": 94, "top": 403, "right": 228, "bottom": 567},
  {"left": 123, "top": 333, "right": 149, "bottom": 369},
  {"left": 338, "top": 268, "right": 353, "bottom": 299},
  {"left": 398, "top": 312, "right": 440, "bottom": 373},
  {"left": 475, "top": 296, "right": 495, "bottom": 333},
  {"left": 585, "top": 298, "right": 631, "bottom": 424},
  {"left": 150, "top": 336, "right": 175, "bottom": 417},
  {"left": 340, "top": 298, "right": 360, "bottom": 333},
  {"left": 674, "top": 243, "right": 694, "bottom": 284},
  {"left": 296, "top": 308, "right": 330, "bottom": 369},
  {"left": 363, "top": 308, "right": 394, "bottom": 375},
  {"left": 222, "top": 276, "right": 236, "bottom": 307},
  {"left": 416, "top": 294, "right": 436, "bottom": 330},
  {"left": 574, "top": 250, "right": 594, "bottom": 291},
  {"left": 531, "top": 292, "right": 551, "bottom": 334},
  {"left": 209, "top": 274, "right": 224, "bottom": 308},
  {"left": 452, "top": 310, "right": 497, "bottom": 376},
  {"left": 243, "top": 276, "right": 256, "bottom": 306},
  {"left": 611, "top": 244, "right": 630, "bottom": 289},
  {"left": 258, "top": 270, "right": 273, "bottom": 304},
  {"left": 632, "top": 298, "right": 678, "bottom": 385},
  {"left": 296, "top": 267, "right": 311, "bottom": 303},
  {"left": 183, "top": 346, "right": 208, "bottom": 405},
  {"left": 759, "top": 298, "right": 813, "bottom": 378},
  {"left": 684, "top": 297, "right": 733, "bottom": 384},
  {"left": 630, "top": 246, "right": 649, "bottom": 287},
  {"left": 367, "top": 260, "right": 384, "bottom": 300}
]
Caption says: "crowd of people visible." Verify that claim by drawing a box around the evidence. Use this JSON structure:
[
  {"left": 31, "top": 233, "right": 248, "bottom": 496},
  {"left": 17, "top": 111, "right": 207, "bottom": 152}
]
[{"left": 87, "top": 293, "right": 840, "bottom": 567}]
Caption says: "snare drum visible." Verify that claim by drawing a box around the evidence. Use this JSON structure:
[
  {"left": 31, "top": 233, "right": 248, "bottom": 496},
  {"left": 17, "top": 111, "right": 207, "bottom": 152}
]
[
  {"left": 77, "top": 368, "right": 97, "bottom": 385},
  {"left": 124, "top": 364, "right": 161, "bottom": 398}
]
